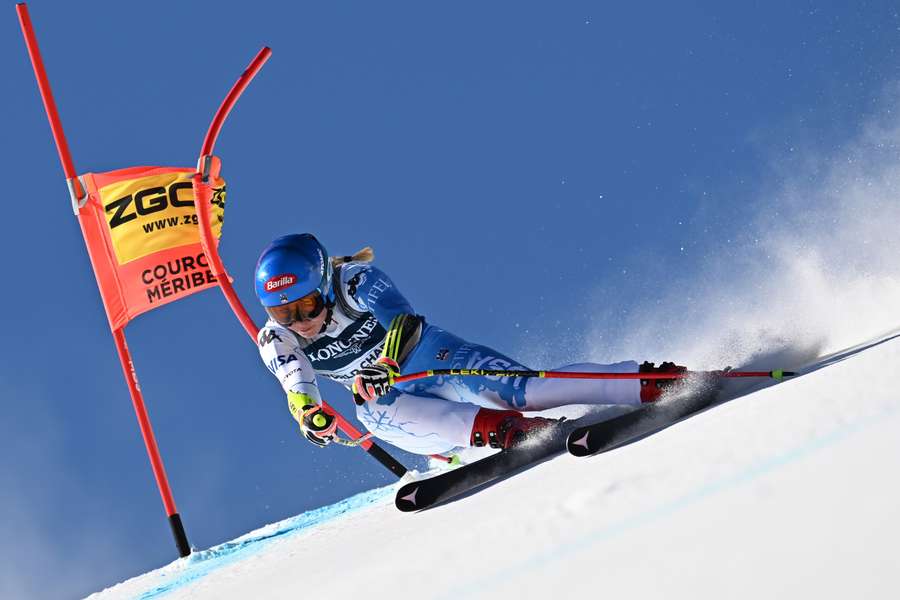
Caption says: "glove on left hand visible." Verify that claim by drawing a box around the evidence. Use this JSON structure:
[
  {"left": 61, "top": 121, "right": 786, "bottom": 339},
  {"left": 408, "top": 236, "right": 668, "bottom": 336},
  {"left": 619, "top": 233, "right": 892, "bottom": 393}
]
[{"left": 352, "top": 357, "right": 400, "bottom": 405}]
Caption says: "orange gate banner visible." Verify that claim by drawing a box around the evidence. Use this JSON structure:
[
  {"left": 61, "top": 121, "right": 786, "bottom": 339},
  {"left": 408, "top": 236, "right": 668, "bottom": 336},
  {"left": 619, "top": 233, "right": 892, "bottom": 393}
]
[{"left": 77, "top": 166, "right": 226, "bottom": 330}]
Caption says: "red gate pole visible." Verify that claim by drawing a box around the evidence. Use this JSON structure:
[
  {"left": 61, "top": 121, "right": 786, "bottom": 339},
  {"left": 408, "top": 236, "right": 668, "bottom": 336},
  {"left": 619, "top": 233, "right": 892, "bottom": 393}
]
[
  {"left": 16, "top": 2, "right": 191, "bottom": 558},
  {"left": 111, "top": 329, "right": 191, "bottom": 556}
]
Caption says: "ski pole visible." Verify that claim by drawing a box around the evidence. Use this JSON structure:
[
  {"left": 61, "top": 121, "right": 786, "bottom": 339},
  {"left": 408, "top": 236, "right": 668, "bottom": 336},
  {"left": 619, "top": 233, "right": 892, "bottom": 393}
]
[
  {"left": 393, "top": 368, "right": 796, "bottom": 384},
  {"left": 328, "top": 431, "right": 457, "bottom": 464}
]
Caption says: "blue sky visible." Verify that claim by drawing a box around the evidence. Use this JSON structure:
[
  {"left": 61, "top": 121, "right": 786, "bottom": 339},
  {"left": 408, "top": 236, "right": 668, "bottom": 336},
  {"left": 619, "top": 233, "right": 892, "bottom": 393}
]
[{"left": 4, "top": 2, "right": 900, "bottom": 598}]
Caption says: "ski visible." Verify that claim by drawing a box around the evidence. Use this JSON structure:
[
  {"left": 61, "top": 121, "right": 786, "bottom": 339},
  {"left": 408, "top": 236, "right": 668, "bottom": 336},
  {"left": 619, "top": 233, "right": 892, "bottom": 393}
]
[
  {"left": 397, "top": 364, "right": 804, "bottom": 509},
  {"left": 395, "top": 419, "right": 577, "bottom": 512},
  {"left": 565, "top": 393, "right": 715, "bottom": 457},
  {"left": 565, "top": 362, "right": 806, "bottom": 457}
]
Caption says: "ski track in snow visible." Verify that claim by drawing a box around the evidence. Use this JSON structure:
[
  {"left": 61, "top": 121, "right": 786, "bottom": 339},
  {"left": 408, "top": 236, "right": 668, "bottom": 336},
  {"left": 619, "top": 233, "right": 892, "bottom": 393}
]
[
  {"left": 90, "top": 329, "right": 900, "bottom": 599},
  {"left": 441, "top": 403, "right": 899, "bottom": 599}
]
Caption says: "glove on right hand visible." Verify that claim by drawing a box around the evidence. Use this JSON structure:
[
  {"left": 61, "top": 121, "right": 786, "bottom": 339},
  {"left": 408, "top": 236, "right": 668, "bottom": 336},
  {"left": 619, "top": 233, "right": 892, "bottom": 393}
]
[
  {"left": 352, "top": 357, "right": 400, "bottom": 405},
  {"left": 300, "top": 405, "right": 337, "bottom": 447}
]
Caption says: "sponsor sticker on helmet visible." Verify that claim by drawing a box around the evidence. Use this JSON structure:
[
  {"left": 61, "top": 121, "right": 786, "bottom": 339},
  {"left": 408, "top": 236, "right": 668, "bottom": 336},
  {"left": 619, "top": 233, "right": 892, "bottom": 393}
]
[
  {"left": 316, "top": 248, "right": 326, "bottom": 275},
  {"left": 265, "top": 274, "right": 297, "bottom": 292}
]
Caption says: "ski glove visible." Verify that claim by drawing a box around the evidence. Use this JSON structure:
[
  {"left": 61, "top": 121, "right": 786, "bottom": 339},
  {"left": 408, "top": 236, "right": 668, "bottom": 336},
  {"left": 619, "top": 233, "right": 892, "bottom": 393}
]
[
  {"left": 299, "top": 404, "right": 337, "bottom": 447},
  {"left": 352, "top": 357, "right": 400, "bottom": 405},
  {"left": 352, "top": 314, "right": 424, "bottom": 404}
]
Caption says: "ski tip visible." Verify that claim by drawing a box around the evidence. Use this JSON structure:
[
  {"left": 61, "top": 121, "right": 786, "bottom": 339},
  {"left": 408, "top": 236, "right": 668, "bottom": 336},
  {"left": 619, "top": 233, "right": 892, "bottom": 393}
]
[{"left": 395, "top": 484, "right": 421, "bottom": 512}]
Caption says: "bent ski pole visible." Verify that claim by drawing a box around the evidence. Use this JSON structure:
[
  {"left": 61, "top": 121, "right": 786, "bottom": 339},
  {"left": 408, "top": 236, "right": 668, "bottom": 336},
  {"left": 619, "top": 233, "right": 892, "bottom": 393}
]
[{"left": 393, "top": 368, "right": 796, "bottom": 385}]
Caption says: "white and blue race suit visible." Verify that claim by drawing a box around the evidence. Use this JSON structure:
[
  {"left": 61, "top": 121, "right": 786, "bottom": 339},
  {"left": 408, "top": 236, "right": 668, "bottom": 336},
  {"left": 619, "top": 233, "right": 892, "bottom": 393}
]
[{"left": 258, "top": 262, "right": 642, "bottom": 455}]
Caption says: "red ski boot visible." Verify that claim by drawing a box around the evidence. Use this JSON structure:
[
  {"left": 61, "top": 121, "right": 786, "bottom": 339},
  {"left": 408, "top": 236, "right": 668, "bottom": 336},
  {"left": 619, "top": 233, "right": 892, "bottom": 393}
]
[
  {"left": 638, "top": 361, "right": 688, "bottom": 403},
  {"left": 469, "top": 408, "right": 557, "bottom": 449}
]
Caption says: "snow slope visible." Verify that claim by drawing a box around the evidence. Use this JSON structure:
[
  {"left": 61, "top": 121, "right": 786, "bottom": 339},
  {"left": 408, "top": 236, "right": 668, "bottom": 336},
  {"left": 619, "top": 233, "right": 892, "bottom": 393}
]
[{"left": 89, "top": 332, "right": 900, "bottom": 600}]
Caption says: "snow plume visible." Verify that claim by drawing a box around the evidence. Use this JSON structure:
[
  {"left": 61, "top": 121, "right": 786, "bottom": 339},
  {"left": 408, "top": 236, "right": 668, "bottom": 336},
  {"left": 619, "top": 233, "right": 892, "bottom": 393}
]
[{"left": 590, "top": 86, "right": 900, "bottom": 371}]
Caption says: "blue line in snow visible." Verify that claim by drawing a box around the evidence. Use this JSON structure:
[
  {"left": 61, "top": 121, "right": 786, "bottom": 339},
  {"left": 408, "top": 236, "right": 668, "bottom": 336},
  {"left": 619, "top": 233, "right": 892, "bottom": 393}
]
[{"left": 134, "top": 486, "right": 394, "bottom": 599}]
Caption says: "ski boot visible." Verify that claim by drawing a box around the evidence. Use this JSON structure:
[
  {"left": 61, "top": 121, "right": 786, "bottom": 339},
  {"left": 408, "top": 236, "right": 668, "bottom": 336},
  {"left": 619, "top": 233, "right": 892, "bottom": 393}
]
[
  {"left": 638, "top": 361, "right": 688, "bottom": 403},
  {"left": 469, "top": 408, "right": 558, "bottom": 449}
]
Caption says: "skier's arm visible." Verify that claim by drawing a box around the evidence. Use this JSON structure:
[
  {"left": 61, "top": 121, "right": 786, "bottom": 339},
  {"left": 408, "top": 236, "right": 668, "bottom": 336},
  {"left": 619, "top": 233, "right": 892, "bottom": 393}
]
[
  {"left": 341, "top": 264, "right": 425, "bottom": 403},
  {"left": 257, "top": 326, "right": 334, "bottom": 445},
  {"left": 340, "top": 263, "right": 415, "bottom": 329}
]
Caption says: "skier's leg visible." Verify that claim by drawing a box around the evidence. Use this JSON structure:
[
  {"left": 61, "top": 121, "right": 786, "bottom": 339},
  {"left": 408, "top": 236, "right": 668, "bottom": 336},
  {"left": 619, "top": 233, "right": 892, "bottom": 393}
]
[
  {"left": 355, "top": 389, "right": 480, "bottom": 455},
  {"left": 520, "top": 361, "right": 642, "bottom": 410},
  {"left": 401, "top": 325, "right": 645, "bottom": 411},
  {"left": 399, "top": 325, "right": 532, "bottom": 409}
]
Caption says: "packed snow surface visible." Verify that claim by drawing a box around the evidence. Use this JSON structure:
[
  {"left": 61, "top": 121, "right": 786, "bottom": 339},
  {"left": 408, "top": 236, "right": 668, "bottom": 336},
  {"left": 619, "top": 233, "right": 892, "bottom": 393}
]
[{"left": 88, "top": 330, "right": 900, "bottom": 599}]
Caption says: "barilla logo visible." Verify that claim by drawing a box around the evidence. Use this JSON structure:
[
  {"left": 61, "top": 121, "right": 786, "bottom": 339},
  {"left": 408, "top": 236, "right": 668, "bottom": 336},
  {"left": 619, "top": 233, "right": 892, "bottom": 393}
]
[{"left": 265, "top": 274, "right": 297, "bottom": 292}]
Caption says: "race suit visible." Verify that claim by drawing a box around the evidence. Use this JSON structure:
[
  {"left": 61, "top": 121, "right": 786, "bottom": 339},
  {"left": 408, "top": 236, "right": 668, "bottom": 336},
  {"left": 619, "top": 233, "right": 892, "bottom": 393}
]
[{"left": 257, "top": 262, "right": 641, "bottom": 455}]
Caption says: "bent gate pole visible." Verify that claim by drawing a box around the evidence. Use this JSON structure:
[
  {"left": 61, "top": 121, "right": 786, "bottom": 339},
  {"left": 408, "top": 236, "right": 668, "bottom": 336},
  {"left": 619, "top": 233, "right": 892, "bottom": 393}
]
[
  {"left": 16, "top": 3, "right": 191, "bottom": 557},
  {"left": 190, "top": 49, "right": 409, "bottom": 477}
]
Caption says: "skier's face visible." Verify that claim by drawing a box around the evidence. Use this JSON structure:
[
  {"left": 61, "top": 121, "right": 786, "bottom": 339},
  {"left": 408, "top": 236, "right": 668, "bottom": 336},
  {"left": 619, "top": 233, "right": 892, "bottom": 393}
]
[{"left": 288, "top": 305, "right": 328, "bottom": 337}]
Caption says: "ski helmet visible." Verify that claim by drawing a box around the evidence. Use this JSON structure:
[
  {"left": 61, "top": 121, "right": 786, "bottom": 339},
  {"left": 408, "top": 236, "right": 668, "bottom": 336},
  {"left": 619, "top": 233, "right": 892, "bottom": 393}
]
[{"left": 254, "top": 234, "right": 334, "bottom": 310}]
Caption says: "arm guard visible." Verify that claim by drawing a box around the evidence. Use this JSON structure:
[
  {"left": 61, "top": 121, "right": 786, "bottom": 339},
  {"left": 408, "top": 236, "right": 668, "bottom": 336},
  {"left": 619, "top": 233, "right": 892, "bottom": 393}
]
[
  {"left": 286, "top": 391, "right": 318, "bottom": 425},
  {"left": 381, "top": 313, "right": 424, "bottom": 366}
]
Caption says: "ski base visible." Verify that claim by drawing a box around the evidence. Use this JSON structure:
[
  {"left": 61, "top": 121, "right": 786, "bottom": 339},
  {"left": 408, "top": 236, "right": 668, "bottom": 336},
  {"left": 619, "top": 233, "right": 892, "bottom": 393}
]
[{"left": 395, "top": 420, "right": 577, "bottom": 512}]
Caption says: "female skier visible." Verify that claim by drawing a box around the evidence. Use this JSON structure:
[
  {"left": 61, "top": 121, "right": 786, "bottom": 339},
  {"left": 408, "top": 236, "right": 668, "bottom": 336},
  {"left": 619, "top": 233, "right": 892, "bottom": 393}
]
[{"left": 255, "top": 233, "right": 684, "bottom": 456}]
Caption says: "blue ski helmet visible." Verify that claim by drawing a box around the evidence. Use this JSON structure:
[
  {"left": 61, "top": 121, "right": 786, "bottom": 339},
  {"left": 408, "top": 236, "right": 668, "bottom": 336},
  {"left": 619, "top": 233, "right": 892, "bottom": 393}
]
[{"left": 254, "top": 234, "right": 334, "bottom": 307}]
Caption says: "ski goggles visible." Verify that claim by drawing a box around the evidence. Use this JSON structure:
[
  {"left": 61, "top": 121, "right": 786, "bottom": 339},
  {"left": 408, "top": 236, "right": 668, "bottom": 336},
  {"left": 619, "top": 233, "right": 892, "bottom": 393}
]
[{"left": 265, "top": 291, "right": 326, "bottom": 326}]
